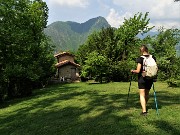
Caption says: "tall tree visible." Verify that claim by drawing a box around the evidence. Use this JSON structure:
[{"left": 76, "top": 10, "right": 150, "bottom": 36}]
[
  {"left": 77, "top": 27, "right": 117, "bottom": 65},
  {"left": 150, "top": 28, "right": 180, "bottom": 80},
  {"left": 0, "top": 0, "right": 55, "bottom": 99},
  {"left": 81, "top": 51, "right": 109, "bottom": 83},
  {"left": 115, "top": 12, "right": 154, "bottom": 61}
]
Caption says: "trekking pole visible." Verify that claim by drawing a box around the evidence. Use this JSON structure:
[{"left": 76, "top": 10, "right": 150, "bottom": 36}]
[
  {"left": 126, "top": 73, "right": 132, "bottom": 106},
  {"left": 152, "top": 82, "right": 159, "bottom": 116}
]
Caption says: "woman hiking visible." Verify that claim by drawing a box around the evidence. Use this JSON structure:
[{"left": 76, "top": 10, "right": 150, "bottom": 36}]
[{"left": 131, "top": 45, "right": 157, "bottom": 116}]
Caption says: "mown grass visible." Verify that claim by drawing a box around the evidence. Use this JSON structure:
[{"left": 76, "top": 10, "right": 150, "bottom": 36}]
[{"left": 0, "top": 81, "right": 179, "bottom": 135}]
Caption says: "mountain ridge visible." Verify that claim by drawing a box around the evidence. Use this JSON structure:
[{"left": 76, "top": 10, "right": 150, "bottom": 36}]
[
  {"left": 44, "top": 16, "right": 111, "bottom": 52},
  {"left": 44, "top": 17, "right": 180, "bottom": 55}
]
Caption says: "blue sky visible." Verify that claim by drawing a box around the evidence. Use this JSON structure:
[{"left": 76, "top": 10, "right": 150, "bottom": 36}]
[{"left": 43, "top": 0, "right": 180, "bottom": 31}]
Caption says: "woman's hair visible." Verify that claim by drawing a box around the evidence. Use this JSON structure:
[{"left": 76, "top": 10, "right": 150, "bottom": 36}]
[{"left": 140, "top": 45, "right": 149, "bottom": 53}]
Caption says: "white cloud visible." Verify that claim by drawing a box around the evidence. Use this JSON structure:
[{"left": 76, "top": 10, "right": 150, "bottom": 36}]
[
  {"left": 113, "top": 0, "right": 180, "bottom": 19},
  {"left": 44, "top": 0, "right": 179, "bottom": 29},
  {"left": 150, "top": 1, "right": 179, "bottom": 21},
  {"left": 106, "top": 8, "right": 132, "bottom": 28},
  {"left": 97, "top": 0, "right": 110, "bottom": 10},
  {"left": 49, "top": 0, "right": 89, "bottom": 8},
  {"left": 108, "top": 0, "right": 180, "bottom": 29}
]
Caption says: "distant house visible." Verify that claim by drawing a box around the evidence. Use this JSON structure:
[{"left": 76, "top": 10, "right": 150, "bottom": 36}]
[{"left": 54, "top": 52, "right": 80, "bottom": 82}]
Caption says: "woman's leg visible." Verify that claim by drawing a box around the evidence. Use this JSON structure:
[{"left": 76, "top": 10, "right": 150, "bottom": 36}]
[
  {"left": 139, "top": 89, "right": 146, "bottom": 113},
  {"left": 145, "top": 89, "right": 150, "bottom": 104}
]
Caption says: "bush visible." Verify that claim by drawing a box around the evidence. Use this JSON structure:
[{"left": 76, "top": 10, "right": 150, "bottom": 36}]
[
  {"left": 167, "top": 79, "right": 180, "bottom": 87},
  {"left": 108, "top": 60, "right": 136, "bottom": 82}
]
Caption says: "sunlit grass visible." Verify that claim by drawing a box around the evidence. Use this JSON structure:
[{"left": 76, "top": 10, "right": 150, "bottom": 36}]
[{"left": 0, "top": 81, "right": 179, "bottom": 135}]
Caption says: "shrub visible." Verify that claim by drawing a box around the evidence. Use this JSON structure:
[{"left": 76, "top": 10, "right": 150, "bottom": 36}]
[{"left": 167, "top": 79, "right": 180, "bottom": 87}]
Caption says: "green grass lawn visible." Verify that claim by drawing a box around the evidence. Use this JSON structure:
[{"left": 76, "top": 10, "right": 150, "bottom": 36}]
[{"left": 0, "top": 81, "right": 179, "bottom": 135}]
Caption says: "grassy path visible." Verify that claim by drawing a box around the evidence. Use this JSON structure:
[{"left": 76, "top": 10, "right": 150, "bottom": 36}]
[{"left": 0, "top": 82, "right": 179, "bottom": 135}]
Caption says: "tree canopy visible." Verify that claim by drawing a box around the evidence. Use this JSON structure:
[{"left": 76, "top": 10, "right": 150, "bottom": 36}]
[
  {"left": 0, "top": 0, "right": 55, "bottom": 100},
  {"left": 149, "top": 28, "right": 180, "bottom": 82}
]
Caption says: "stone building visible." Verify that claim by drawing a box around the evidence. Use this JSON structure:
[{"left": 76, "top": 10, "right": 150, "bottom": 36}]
[{"left": 54, "top": 52, "right": 80, "bottom": 82}]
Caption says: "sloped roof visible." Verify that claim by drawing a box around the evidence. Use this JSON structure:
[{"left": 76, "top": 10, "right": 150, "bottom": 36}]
[
  {"left": 55, "top": 60, "right": 80, "bottom": 68},
  {"left": 54, "top": 52, "right": 74, "bottom": 58}
]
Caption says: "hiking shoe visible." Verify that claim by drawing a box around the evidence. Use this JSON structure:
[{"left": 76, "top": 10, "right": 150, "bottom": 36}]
[{"left": 140, "top": 112, "right": 148, "bottom": 116}]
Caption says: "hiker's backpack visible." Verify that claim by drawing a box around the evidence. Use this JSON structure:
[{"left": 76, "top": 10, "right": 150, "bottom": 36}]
[{"left": 141, "top": 55, "right": 158, "bottom": 78}]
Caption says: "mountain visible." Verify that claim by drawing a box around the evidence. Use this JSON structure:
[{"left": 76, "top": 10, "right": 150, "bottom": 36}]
[{"left": 44, "top": 16, "right": 111, "bottom": 52}]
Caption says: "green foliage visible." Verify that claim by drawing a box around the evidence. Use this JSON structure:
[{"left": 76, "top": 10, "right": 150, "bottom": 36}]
[
  {"left": 167, "top": 79, "right": 180, "bottom": 87},
  {"left": 0, "top": 0, "right": 55, "bottom": 99},
  {"left": 109, "top": 60, "right": 136, "bottom": 82},
  {"left": 77, "top": 27, "right": 117, "bottom": 65},
  {"left": 81, "top": 51, "right": 109, "bottom": 83},
  {"left": 115, "top": 12, "right": 154, "bottom": 60},
  {"left": 77, "top": 12, "right": 153, "bottom": 82},
  {"left": 149, "top": 28, "right": 180, "bottom": 84},
  {"left": 151, "top": 28, "right": 179, "bottom": 57}
]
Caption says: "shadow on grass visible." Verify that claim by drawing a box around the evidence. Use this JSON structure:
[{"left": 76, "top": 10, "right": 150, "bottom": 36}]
[
  {"left": 152, "top": 120, "right": 180, "bottom": 135},
  {"left": 0, "top": 93, "right": 138, "bottom": 134},
  {"left": 0, "top": 83, "right": 80, "bottom": 109},
  {"left": 145, "top": 90, "right": 180, "bottom": 112},
  {"left": 0, "top": 83, "right": 179, "bottom": 135}
]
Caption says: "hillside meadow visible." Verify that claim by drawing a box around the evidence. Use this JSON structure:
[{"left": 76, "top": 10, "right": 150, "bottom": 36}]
[{"left": 0, "top": 81, "right": 179, "bottom": 135}]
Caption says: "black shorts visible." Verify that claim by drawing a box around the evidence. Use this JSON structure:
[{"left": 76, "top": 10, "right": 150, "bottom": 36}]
[{"left": 138, "top": 76, "right": 153, "bottom": 89}]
